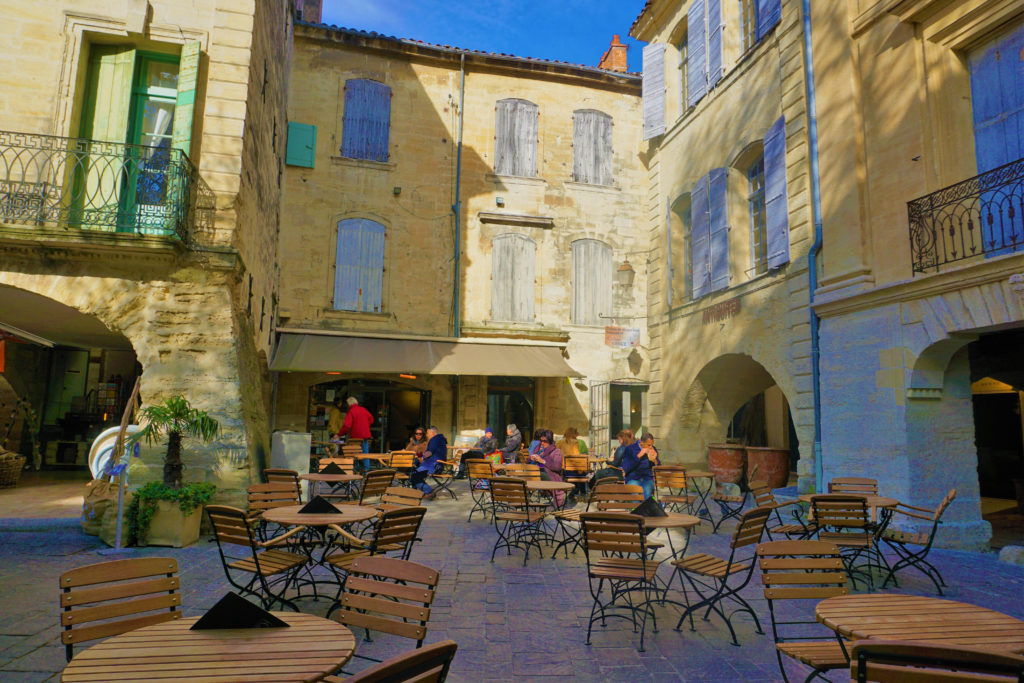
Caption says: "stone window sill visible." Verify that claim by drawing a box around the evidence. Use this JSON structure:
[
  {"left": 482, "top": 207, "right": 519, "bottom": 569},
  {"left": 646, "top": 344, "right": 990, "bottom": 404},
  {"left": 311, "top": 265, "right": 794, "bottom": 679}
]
[
  {"left": 330, "top": 156, "right": 396, "bottom": 171},
  {"left": 485, "top": 173, "right": 547, "bottom": 188},
  {"left": 321, "top": 308, "right": 394, "bottom": 321}
]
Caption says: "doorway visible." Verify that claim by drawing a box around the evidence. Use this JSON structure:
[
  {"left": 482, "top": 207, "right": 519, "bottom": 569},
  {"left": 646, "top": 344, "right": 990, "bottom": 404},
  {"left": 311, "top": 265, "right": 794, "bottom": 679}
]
[
  {"left": 307, "top": 379, "right": 430, "bottom": 453},
  {"left": 486, "top": 377, "right": 534, "bottom": 444}
]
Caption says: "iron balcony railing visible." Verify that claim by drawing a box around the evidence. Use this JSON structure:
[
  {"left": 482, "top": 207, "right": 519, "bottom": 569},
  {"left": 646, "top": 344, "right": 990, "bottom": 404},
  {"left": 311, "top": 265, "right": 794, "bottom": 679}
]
[
  {"left": 0, "top": 130, "right": 214, "bottom": 243},
  {"left": 909, "top": 157, "right": 1024, "bottom": 273}
]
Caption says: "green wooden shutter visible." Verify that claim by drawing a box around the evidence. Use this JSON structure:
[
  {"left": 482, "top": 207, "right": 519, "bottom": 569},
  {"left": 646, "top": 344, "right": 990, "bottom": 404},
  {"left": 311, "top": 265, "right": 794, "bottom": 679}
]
[
  {"left": 171, "top": 41, "right": 201, "bottom": 155},
  {"left": 286, "top": 122, "right": 317, "bottom": 168},
  {"left": 79, "top": 45, "right": 135, "bottom": 143}
]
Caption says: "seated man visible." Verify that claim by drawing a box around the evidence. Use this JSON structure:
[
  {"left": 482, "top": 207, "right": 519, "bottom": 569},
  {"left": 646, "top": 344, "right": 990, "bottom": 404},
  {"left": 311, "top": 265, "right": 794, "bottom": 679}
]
[{"left": 410, "top": 425, "right": 447, "bottom": 500}]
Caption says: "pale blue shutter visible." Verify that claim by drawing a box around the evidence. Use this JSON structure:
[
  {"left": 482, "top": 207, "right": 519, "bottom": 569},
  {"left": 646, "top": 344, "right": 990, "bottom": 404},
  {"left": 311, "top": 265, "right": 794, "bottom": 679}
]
[
  {"left": 642, "top": 44, "right": 667, "bottom": 140},
  {"left": 334, "top": 218, "right": 385, "bottom": 312},
  {"left": 757, "top": 0, "right": 782, "bottom": 42},
  {"left": 707, "top": 0, "right": 724, "bottom": 88},
  {"left": 687, "top": 0, "right": 707, "bottom": 108},
  {"left": 764, "top": 116, "right": 790, "bottom": 268},
  {"left": 709, "top": 167, "right": 730, "bottom": 292},
  {"left": 691, "top": 174, "right": 711, "bottom": 297},
  {"left": 342, "top": 79, "right": 390, "bottom": 162},
  {"left": 571, "top": 239, "right": 612, "bottom": 325},
  {"left": 285, "top": 122, "right": 316, "bottom": 167}
]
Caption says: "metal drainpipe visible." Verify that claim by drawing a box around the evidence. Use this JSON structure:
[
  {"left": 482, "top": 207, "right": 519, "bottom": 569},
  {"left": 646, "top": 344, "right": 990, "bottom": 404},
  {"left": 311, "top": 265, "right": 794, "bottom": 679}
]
[
  {"left": 801, "top": 0, "right": 825, "bottom": 492},
  {"left": 451, "top": 53, "right": 466, "bottom": 339}
]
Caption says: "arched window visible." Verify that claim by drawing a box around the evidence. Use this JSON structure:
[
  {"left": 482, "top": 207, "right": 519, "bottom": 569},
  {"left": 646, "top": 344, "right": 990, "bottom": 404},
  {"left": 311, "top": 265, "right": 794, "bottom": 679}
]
[
  {"left": 571, "top": 239, "right": 613, "bottom": 325},
  {"left": 334, "top": 218, "right": 385, "bottom": 312},
  {"left": 491, "top": 233, "right": 535, "bottom": 322},
  {"left": 495, "top": 98, "right": 538, "bottom": 177},
  {"left": 572, "top": 110, "right": 613, "bottom": 185},
  {"left": 341, "top": 79, "right": 391, "bottom": 162}
]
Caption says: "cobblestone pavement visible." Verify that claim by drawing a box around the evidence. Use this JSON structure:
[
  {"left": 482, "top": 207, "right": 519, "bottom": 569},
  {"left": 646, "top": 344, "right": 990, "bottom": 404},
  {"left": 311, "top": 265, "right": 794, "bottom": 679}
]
[{"left": 2, "top": 489, "right": 1023, "bottom": 682}]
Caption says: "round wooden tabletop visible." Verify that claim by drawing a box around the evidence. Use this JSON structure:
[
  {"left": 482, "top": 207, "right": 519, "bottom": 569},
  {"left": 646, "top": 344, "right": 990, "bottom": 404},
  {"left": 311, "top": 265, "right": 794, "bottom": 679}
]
[
  {"left": 525, "top": 480, "right": 575, "bottom": 492},
  {"left": 816, "top": 594, "right": 1024, "bottom": 653},
  {"left": 685, "top": 470, "right": 714, "bottom": 479},
  {"left": 300, "top": 473, "right": 363, "bottom": 483},
  {"left": 642, "top": 512, "right": 701, "bottom": 530},
  {"left": 262, "top": 504, "right": 378, "bottom": 527},
  {"left": 61, "top": 612, "right": 356, "bottom": 682}
]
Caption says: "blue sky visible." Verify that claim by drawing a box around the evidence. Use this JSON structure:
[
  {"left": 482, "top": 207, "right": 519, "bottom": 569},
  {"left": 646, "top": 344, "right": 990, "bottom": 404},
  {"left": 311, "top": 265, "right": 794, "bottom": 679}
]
[{"left": 320, "top": 0, "right": 647, "bottom": 72}]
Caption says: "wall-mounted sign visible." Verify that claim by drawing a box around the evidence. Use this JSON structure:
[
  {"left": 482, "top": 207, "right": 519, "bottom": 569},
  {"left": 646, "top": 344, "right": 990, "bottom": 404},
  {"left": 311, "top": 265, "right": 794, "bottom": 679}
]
[
  {"left": 702, "top": 298, "right": 741, "bottom": 325},
  {"left": 605, "top": 326, "right": 640, "bottom": 348}
]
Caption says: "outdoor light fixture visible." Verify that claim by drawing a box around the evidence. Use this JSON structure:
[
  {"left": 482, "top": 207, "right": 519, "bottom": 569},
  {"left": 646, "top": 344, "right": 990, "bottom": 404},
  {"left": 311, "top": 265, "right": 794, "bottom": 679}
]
[
  {"left": 393, "top": 186, "right": 401, "bottom": 195},
  {"left": 326, "top": 372, "right": 341, "bottom": 375},
  {"left": 495, "top": 197, "right": 505, "bottom": 207},
  {"left": 616, "top": 259, "right": 636, "bottom": 288},
  {"left": 399, "top": 373, "right": 417, "bottom": 380}
]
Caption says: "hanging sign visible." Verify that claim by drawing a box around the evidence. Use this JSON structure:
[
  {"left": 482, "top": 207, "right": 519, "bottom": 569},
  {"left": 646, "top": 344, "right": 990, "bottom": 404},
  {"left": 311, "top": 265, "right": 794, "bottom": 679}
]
[{"left": 604, "top": 326, "right": 640, "bottom": 348}]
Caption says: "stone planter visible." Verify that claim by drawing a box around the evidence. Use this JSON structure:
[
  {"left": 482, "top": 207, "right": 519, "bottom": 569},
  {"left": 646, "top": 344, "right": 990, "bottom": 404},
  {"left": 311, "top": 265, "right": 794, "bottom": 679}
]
[
  {"left": 745, "top": 447, "right": 791, "bottom": 489},
  {"left": 707, "top": 443, "right": 746, "bottom": 485},
  {"left": 140, "top": 500, "right": 202, "bottom": 548}
]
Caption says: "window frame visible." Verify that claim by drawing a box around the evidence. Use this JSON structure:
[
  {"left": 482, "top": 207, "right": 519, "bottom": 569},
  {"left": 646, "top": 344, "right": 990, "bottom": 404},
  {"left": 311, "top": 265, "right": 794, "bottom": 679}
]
[
  {"left": 494, "top": 98, "right": 539, "bottom": 178},
  {"left": 739, "top": 0, "right": 759, "bottom": 53},
  {"left": 747, "top": 155, "right": 768, "bottom": 276},
  {"left": 333, "top": 217, "right": 387, "bottom": 313}
]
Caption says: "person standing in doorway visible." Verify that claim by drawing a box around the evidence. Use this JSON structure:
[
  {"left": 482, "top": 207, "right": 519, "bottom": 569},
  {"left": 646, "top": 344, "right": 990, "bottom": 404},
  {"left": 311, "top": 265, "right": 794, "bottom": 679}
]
[
  {"left": 337, "top": 396, "right": 374, "bottom": 472},
  {"left": 327, "top": 398, "right": 346, "bottom": 442}
]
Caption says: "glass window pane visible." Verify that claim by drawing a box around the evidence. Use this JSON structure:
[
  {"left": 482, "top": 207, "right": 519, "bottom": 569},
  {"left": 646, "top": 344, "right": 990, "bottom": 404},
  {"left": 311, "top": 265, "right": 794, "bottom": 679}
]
[{"left": 145, "top": 61, "right": 179, "bottom": 90}]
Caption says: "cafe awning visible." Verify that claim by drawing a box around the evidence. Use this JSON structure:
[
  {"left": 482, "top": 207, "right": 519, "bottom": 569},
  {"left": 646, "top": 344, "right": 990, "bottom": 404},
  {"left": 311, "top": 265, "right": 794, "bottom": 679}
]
[{"left": 270, "top": 331, "right": 582, "bottom": 377}]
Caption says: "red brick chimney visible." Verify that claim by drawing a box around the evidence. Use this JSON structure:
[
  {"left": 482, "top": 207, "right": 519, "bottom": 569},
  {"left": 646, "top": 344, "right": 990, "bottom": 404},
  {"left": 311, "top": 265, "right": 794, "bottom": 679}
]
[
  {"left": 296, "top": 0, "right": 323, "bottom": 23},
  {"left": 598, "top": 35, "right": 629, "bottom": 72}
]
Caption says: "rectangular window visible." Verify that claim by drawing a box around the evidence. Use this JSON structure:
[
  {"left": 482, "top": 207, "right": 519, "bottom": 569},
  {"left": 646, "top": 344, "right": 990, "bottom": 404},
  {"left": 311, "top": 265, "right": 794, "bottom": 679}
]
[
  {"left": 491, "top": 233, "right": 535, "bottom": 322},
  {"left": 334, "top": 218, "right": 385, "bottom": 312},
  {"left": 572, "top": 110, "right": 613, "bottom": 185},
  {"left": 740, "top": 0, "right": 758, "bottom": 52},
  {"left": 678, "top": 37, "right": 688, "bottom": 116},
  {"left": 495, "top": 99, "right": 538, "bottom": 177},
  {"left": 341, "top": 79, "right": 391, "bottom": 162},
  {"left": 571, "top": 239, "right": 613, "bottom": 325},
  {"left": 747, "top": 156, "right": 767, "bottom": 275}
]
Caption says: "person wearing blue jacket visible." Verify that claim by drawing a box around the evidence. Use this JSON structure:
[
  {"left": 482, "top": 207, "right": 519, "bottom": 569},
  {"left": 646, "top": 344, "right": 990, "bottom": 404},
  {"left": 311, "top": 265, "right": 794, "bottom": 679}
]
[
  {"left": 620, "top": 432, "right": 660, "bottom": 499},
  {"left": 411, "top": 426, "right": 447, "bottom": 500}
]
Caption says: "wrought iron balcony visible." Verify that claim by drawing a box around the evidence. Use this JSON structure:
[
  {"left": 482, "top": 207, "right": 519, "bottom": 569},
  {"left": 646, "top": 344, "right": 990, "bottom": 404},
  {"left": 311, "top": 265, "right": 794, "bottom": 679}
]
[
  {"left": 909, "top": 157, "right": 1024, "bottom": 273},
  {"left": 0, "top": 130, "right": 214, "bottom": 243}
]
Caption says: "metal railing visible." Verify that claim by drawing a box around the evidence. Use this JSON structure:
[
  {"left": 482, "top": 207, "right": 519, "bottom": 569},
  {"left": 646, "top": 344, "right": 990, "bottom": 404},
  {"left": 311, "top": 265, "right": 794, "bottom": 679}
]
[
  {"left": 0, "top": 130, "right": 214, "bottom": 243},
  {"left": 909, "top": 157, "right": 1024, "bottom": 273}
]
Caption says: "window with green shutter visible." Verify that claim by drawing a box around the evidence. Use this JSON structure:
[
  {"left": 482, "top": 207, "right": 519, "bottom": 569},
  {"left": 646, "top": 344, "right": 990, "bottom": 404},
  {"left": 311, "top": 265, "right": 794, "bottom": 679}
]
[{"left": 286, "top": 122, "right": 316, "bottom": 168}]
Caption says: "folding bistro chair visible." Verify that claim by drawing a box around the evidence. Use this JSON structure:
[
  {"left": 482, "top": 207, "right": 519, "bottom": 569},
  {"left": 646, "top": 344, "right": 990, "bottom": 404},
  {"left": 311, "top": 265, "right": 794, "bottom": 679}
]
[
  {"left": 387, "top": 451, "right": 417, "bottom": 486},
  {"left": 206, "top": 505, "right": 308, "bottom": 611},
  {"left": 489, "top": 476, "right": 547, "bottom": 566},
  {"left": 263, "top": 468, "right": 302, "bottom": 501},
  {"left": 324, "top": 505, "right": 427, "bottom": 579},
  {"left": 465, "top": 457, "right": 495, "bottom": 522},
  {"left": 828, "top": 477, "right": 878, "bottom": 495},
  {"left": 749, "top": 480, "right": 816, "bottom": 540},
  {"left": 562, "top": 453, "right": 591, "bottom": 501},
  {"left": 710, "top": 477, "right": 751, "bottom": 533},
  {"left": 757, "top": 540, "right": 851, "bottom": 682},
  {"left": 326, "top": 640, "right": 458, "bottom": 683},
  {"left": 580, "top": 512, "right": 661, "bottom": 652},
  {"left": 376, "top": 485, "right": 425, "bottom": 512},
  {"left": 654, "top": 465, "right": 697, "bottom": 513},
  {"left": 811, "top": 494, "right": 887, "bottom": 589},
  {"left": 672, "top": 505, "right": 771, "bottom": 645},
  {"left": 849, "top": 641, "right": 1024, "bottom": 682},
  {"left": 880, "top": 488, "right": 956, "bottom": 594},
  {"left": 501, "top": 463, "right": 541, "bottom": 480},
  {"left": 246, "top": 482, "right": 302, "bottom": 541},
  {"left": 349, "top": 468, "right": 396, "bottom": 507},
  {"left": 429, "top": 451, "right": 461, "bottom": 500},
  {"left": 550, "top": 477, "right": 622, "bottom": 558},
  {"left": 59, "top": 557, "right": 182, "bottom": 662}
]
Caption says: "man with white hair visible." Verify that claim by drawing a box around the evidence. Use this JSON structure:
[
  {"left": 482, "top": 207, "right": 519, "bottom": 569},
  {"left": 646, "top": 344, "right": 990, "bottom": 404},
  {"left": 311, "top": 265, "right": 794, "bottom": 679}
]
[{"left": 337, "top": 396, "right": 374, "bottom": 471}]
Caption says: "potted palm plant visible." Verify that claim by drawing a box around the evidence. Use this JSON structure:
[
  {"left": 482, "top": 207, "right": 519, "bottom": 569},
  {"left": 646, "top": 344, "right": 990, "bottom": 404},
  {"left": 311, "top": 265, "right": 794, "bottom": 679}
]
[{"left": 127, "top": 396, "right": 219, "bottom": 547}]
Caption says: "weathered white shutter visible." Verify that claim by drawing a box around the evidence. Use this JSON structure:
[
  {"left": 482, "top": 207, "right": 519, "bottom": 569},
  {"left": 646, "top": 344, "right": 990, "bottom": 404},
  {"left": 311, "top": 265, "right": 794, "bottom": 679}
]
[
  {"left": 495, "top": 99, "right": 537, "bottom": 176},
  {"left": 642, "top": 43, "right": 667, "bottom": 140},
  {"left": 334, "top": 218, "right": 386, "bottom": 312},
  {"left": 708, "top": 167, "right": 730, "bottom": 292},
  {"left": 687, "top": 0, "right": 707, "bottom": 108},
  {"left": 491, "top": 233, "right": 535, "bottom": 321},
  {"left": 757, "top": 0, "right": 782, "bottom": 42},
  {"left": 491, "top": 234, "right": 513, "bottom": 321},
  {"left": 690, "top": 174, "right": 711, "bottom": 297},
  {"left": 516, "top": 100, "right": 538, "bottom": 177},
  {"left": 573, "top": 109, "right": 613, "bottom": 185},
  {"left": 764, "top": 116, "right": 790, "bottom": 269},
  {"left": 511, "top": 234, "right": 536, "bottom": 321},
  {"left": 707, "top": 0, "right": 724, "bottom": 88},
  {"left": 571, "top": 239, "right": 612, "bottom": 325}
]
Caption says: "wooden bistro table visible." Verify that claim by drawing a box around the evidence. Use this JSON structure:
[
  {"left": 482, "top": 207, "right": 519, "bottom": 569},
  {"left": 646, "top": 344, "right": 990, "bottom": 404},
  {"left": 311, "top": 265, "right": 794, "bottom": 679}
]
[
  {"left": 262, "top": 504, "right": 379, "bottom": 570},
  {"left": 299, "top": 472, "right": 362, "bottom": 501},
  {"left": 526, "top": 480, "right": 574, "bottom": 509},
  {"left": 643, "top": 512, "right": 701, "bottom": 560},
  {"left": 61, "top": 611, "right": 356, "bottom": 682},
  {"left": 816, "top": 594, "right": 1024, "bottom": 653},
  {"left": 685, "top": 470, "right": 715, "bottom": 523}
]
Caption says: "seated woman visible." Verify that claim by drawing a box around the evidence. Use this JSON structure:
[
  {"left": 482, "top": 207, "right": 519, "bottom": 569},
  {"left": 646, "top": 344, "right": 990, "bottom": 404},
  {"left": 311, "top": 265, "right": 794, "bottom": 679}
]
[
  {"left": 406, "top": 427, "right": 429, "bottom": 455},
  {"left": 528, "top": 429, "right": 565, "bottom": 507},
  {"left": 620, "top": 432, "right": 660, "bottom": 500},
  {"left": 590, "top": 429, "right": 633, "bottom": 485}
]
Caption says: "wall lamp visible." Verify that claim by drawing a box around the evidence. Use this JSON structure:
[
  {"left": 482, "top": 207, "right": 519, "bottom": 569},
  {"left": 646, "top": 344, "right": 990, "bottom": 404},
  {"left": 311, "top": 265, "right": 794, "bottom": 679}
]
[
  {"left": 616, "top": 259, "right": 636, "bottom": 288},
  {"left": 495, "top": 197, "right": 505, "bottom": 207}
]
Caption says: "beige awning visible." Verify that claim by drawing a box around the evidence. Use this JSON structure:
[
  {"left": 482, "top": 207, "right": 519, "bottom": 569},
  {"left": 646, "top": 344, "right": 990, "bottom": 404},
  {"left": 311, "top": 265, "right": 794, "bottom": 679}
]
[{"left": 270, "top": 332, "right": 582, "bottom": 377}]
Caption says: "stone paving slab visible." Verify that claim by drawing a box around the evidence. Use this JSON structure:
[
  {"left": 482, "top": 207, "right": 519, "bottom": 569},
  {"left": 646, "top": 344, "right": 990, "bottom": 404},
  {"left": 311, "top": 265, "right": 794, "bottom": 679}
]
[{"left": 1, "top": 489, "right": 1022, "bottom": 681}]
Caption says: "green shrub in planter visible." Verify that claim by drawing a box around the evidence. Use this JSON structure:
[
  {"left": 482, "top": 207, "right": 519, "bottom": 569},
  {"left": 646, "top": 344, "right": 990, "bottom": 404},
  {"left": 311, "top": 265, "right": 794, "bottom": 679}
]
[{"left": 127, "top": 481, "right": 217, "bottom": 545}]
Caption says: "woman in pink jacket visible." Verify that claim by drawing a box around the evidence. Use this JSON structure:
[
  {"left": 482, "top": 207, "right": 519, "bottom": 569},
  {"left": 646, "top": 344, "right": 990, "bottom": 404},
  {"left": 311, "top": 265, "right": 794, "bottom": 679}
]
[{"left": 528, "top": 429, "right": 565, "bottom": 507}]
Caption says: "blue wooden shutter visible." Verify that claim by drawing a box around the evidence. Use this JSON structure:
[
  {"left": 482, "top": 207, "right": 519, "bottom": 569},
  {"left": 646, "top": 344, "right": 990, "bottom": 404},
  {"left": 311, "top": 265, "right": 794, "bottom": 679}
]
[
  {"left": 690, "top": 173, "right": 711, "bottom": 297},
  {"left": 342, "top": 79, "right": 390, "bottom": 162},
  {"left": 764, "top": 116, "right": 790, "bottom": 268},
  {"left": 757, "top": 0, "right": 781, "bottom": 42},
  {"left": 709, "top": 167, "right": 730, "bottom": 292},
  {"left": 334, "top": 218, "right": 385, "bottom": 312},
  {"left": 642, "top": 44, "right": 667, "bottom": 140},
  {"left": 286, "top": 122, "right": 316, "bottom": 168},
  {"left": 707, "top": 0, "right": 724, "bottom": 89},
  {"left": 687, "top": 0, "right": 707, "bottom": 108}
]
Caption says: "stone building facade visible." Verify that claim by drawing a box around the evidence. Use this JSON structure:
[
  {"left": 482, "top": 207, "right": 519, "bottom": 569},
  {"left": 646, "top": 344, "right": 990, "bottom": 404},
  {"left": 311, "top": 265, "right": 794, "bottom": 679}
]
[{"left": 0, "top": 0, "right": 291, "bottom": 504}]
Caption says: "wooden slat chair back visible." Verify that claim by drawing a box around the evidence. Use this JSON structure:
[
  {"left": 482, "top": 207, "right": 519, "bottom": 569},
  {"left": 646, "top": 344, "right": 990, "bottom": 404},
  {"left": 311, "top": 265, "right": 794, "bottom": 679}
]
[
  {"left": 325, "top": 505, "right": 427, "bottom": 580},
  {"left": 341, "top": 442, "right": 365, "bottom": 456},
  {"left": 591, "top": 483, "right": 645, "bottom": 512},
  {"left": 355, "top": 469, "right": 396, "bottom": 505},
  {"left": 810, "top": 494, "right": 880, "bottom": 589},
  {"left": 387, "top": 451, "right": 417, "bottom": 483},
  {"left": 247, "top": 482, "right": 301, "bottom": 517},
  {"left": 465, "top": 457, "right": 495, "bottom": 522},
  {"left": 206, "top": 505, "right": 307, "bottom": 611},
  {"left": 563, "top": 454, "right": 590, "bottom": 480},
  {"left": 828, "top": 477, "right": 878, "bottom": 495},
  {"left": 332, "top": 555, "right": 441, "bottom": 663},
  {"left": 654, "top": 465, "right": 697, "bottom": 513},
  {"left": 263, "top": 468, "right": 302, "bottom": 501},
  {"left": 502, "top": 463, "right": 541, "bottom": 480},
  {"left": 59, "top": 557, "right": 182, "bottom": 662},
  {"left": 319, "top": 456, "right": 356, "bottom": 473},
  {"left": 550, "top": 476, "right": 625, "bottom": 558},
  {"left": 335, "top": 640, "right": 459, "bottom": 683},
  {"left": 880, "top": 489, "right": 957, "bottom": 594},
  {"left": 489, "top": 477, "right": 547, "bottom": 565},
  {"left": 748, "top": 481, "right": 815, "bottom": 541},
  {"left": 756, "top": 540, "right": 851, "bottom": 682},
  {"left": 378, "top": 485, "right": 425, "bottom": 511},
  {"left": 850, "top": 640, "right": 1024, "bottom": 682},
  {"left": 579, "top": 512, "right": 659, "bottom": 652},
  {"left": 671, "top": 505, "right": 772, "bottom": 645}
]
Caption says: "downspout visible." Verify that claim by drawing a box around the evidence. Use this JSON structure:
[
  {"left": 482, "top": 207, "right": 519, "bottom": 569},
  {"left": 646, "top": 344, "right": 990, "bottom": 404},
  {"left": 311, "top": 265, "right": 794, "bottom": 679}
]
[
  {"left": 451, "top": 53, "right": 466, "bottom": 338},
  {"left": 801, "top": 0, "right": 825, "bottom": 492}
]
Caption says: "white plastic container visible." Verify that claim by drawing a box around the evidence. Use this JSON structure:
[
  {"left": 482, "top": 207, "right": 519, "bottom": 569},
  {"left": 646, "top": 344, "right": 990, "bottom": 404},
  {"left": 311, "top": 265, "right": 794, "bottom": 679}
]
[{"left": 270, "top": 431, "right": 312, "bottom": 473}]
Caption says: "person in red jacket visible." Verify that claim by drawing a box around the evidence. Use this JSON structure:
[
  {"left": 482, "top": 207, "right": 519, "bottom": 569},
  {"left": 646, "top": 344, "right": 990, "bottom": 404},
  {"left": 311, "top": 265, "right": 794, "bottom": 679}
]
[{"left": 337, "top": 396, "right": 374, "bottom": 472}]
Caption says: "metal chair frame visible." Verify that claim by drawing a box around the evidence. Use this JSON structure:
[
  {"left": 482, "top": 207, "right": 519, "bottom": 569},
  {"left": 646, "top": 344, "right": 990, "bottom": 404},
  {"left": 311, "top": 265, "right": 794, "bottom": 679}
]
[
  {"left": 488, "top": 476, "right": 547, "bottom": 566},
  {"left": 465, "top": 457, "right": 495, "bottom": 522},
  {"left": 880, "top": 489, "right": 956, "bottom": 594}
]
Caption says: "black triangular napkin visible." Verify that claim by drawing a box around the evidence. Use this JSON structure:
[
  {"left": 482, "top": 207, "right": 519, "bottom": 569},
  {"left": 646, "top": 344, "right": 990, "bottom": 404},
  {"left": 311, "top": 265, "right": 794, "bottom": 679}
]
[
  {"left": 190, "top": 592, "right": 289, "bottom": 630},
  {"left": 321, "top": 462, "right": 345, "bottom": 474},
  {"left": 632, "top": 496, "right": 668, "bottom": 518},
  {"left": 299, "top": 495, "right": 341, "bottom": 514}
]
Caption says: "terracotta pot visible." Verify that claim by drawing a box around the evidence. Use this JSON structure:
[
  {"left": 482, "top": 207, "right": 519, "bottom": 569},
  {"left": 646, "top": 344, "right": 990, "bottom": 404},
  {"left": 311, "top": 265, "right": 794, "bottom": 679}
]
[
  {"left": 707, "top": 444, "right": 746, "bottom": 485},
  {"left": 745, "top": 447, "right": 791, "bottom": 490}
]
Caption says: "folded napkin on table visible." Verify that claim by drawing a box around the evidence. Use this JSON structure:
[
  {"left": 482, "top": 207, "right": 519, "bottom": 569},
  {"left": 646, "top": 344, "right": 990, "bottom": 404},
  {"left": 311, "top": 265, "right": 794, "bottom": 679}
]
[{"left": 190, "top": 592, "right": 289, "bottom": 630}]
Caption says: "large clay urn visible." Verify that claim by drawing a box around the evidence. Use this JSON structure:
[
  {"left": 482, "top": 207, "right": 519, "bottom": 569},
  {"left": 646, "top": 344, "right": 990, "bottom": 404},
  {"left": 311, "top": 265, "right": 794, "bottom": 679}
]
[
  {"left": 745, "top": 446, "right": 791, "bottom": 489},
  {"left": 707, "top": 443, "right": 746, "bottom": 485}
]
